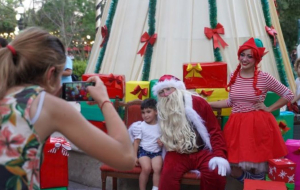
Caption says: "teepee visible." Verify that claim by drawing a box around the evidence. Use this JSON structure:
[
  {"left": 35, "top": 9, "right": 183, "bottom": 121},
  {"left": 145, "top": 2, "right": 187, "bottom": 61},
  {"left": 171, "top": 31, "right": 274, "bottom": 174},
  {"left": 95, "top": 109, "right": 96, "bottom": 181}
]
[{"left": 86, "top": 0, "right": 295, "bottom": 92}]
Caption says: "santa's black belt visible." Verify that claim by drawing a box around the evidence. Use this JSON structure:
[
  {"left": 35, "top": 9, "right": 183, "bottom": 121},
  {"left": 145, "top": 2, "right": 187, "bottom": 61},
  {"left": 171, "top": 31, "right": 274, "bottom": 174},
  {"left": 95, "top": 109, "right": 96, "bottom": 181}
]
[{"left": 190, "top": 144, "right": 205, "bottom": 153}]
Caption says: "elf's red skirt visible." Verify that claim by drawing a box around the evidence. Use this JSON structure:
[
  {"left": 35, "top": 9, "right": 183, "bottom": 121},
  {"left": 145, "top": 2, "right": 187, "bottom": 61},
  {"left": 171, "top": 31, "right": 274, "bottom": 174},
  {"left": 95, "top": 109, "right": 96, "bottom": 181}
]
[{"left": 224, "top": 110, "right": 288, "bottom": 164}]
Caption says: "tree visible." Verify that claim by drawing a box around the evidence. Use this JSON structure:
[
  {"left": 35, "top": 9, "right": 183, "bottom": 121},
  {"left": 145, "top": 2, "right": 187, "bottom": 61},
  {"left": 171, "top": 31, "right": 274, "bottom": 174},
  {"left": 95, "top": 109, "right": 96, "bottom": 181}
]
[
  {"left": 26, "top": 0, "right": 96, "bottom": 59},
  {"left": 0, "top": 0, "right": 18, "bottom": 33},
  {"left": 276, "top": 0, "right": 300, "bottom": 52}
]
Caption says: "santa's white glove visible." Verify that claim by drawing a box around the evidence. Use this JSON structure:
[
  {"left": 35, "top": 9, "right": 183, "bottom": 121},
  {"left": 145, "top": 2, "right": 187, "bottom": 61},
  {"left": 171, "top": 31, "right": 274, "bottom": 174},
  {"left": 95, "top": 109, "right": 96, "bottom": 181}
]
[{"left": 208, "top": 157, "right": 230, "bottom": 176}]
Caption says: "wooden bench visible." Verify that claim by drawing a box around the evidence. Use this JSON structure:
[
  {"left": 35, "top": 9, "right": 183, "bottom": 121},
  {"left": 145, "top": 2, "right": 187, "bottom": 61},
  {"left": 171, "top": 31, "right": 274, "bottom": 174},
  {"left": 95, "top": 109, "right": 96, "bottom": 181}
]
[{"left": 100, "top": 99, "right": 222, "bottom": 190}]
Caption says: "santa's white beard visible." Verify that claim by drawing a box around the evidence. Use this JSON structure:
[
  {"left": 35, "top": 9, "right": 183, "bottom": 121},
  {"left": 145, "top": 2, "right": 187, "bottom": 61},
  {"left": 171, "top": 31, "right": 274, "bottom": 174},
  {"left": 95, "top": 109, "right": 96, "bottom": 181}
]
[{"left": 157, "top": 90, "right": 199, "bottom": 154}]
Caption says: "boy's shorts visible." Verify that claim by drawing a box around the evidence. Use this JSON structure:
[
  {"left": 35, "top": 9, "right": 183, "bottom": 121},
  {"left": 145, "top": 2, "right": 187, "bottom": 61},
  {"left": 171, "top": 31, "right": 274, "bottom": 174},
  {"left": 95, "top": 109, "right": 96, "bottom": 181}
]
[{"left": 138, "top": 146, "right": 162, "bottom": 159}]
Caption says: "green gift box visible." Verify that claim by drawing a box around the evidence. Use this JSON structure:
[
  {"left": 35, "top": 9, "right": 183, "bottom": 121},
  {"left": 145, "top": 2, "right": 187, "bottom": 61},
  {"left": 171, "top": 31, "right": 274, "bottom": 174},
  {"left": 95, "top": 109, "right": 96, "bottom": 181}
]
[
  {"left": 80, "top": 99, "right": 116, "bottom": 121},
  {"left": 221, "top": 116, "right": 229, "bottom": 130},
  {"left": 275, "top": 111, "right": 294, "bottom": 141},
  {"left": 150, "top": 79, "right": 158, "bottom": 100},
  {"left": 266, "top": 175, "right": 294, "bottom": 190},
  {"left": 41, "top": 187, "right": 67, "bottom": 190},
  {"left": 264, "top": 91, "right": 280, "bottom": 116}
]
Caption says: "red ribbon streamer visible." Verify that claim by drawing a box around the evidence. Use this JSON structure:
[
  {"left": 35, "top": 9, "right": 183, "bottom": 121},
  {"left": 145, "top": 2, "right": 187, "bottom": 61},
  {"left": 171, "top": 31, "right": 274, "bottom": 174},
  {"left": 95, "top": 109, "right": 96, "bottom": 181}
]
[
  {"left": 100, "top": 25, "right": 108, "bottom": 48},
  {"left": 104, "top": 73, "right": 123, "bottom": 89},
  {"left": 204, "top": 23, "right": 228, "bottom": 49},
  {"left": 130, "top": 85, "right": 148, "bottom": 100},
  {"left": 137, "top": 32, "right": 157, "bottom": 56},
  {"left": 199, "top": 90, "right": 214, "bottom": 97},
  {"left": 265, "top": 26, "right": 277, "bottom": 46}
]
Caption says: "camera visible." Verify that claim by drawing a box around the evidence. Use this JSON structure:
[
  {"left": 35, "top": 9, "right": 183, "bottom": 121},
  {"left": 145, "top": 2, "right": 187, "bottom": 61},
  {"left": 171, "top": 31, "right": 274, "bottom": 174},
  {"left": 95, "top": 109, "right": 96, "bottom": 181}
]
[{"left": 62, "top": 81, "right": 95, "bottom": 101}]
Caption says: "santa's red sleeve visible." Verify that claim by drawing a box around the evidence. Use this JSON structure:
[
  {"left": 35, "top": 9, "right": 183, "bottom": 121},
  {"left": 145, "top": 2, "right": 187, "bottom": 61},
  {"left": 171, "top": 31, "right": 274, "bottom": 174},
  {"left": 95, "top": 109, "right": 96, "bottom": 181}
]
[{"left": 192, "top": 96, "right": 227, "bottom": 158}]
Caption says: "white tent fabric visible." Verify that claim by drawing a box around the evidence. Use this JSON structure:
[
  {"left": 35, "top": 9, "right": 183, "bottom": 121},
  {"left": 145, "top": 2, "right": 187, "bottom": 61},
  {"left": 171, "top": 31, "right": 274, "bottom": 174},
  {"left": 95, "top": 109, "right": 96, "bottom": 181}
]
[{"left": 86, "top": 0, "right": 295, "bottom": 92}]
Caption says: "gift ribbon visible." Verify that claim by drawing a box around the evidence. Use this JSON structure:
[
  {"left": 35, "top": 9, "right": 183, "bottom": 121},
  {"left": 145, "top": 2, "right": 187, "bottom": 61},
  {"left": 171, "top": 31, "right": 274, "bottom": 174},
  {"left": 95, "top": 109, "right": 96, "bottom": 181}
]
[
  {"left": 100, "top": 25, "right": 108, "bottom": 48},
  {"left": 293, "top": 147, "right": 300, "bottom": 155},
  {"left": 48, "top": 138, "right": 71, "bottom": 156},
  {"left": 199, "top": 90, "right": 214, "bottom": 97},
  {"left": 185, "top": 63, "right": 202, "bottom": 78},
  {"left": 278, "top": 121, "right": 290, "bottom": 133},
  {"left": 204, "top": 23, "right": 228, "bottom": 49},
  {"left": 130, "top": 85, "right": 148, "bottom": 100},
  {"left": 104, "top": 73, "right": 123, "bottom": 89},
  {"left": 265, "top": 26, "right": 277, "bottom": 46},
  {"left": 137, "top": 32, "right": 157, "bottom": 56}
]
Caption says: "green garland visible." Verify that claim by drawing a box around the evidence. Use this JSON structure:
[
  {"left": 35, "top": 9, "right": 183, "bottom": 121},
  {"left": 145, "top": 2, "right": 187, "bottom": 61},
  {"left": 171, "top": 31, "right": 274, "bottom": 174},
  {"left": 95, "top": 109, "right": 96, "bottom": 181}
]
[
  {"left": 141, "top": 0, "right": 157, "bottom": 81},
  {"left": 208, "top": 0, "right": 222, "bottom": 62},
  {"left": 261, "top": 0, "right": 289, "bottom": 87},
  {"left": 94, "top": 0, "right": 119, "bottom": 73}
]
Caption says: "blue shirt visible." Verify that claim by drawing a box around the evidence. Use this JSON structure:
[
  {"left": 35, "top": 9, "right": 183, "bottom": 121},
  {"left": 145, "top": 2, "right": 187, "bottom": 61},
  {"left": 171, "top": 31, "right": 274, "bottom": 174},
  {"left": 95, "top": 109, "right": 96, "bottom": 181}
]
[{"left": 61, "top": 56, "right": 73, "bottom": 84}]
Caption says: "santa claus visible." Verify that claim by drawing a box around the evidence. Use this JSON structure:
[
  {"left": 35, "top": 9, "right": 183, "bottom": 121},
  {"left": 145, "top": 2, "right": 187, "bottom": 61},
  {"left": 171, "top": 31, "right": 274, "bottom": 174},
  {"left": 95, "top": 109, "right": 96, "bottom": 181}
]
[{"left": 152, "top": 74, "right": 230, "bottom": 190}]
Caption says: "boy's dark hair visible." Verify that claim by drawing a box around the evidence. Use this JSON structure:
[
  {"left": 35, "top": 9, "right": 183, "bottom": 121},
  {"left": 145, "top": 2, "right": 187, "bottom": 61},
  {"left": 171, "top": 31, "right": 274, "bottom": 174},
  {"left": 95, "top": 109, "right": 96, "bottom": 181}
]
[
  {"left": 0, "top": 37, "right": 8, "bottom": 48},
  {"left": 141, "top": 98, "right": 157, "bottom": 110}
]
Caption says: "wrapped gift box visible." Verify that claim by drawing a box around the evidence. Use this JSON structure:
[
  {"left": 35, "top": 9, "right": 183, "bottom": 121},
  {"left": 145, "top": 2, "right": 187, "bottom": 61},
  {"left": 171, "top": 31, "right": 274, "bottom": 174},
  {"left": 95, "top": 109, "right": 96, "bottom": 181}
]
[
  {"left": 125, "top": 81, "right": 149, "bottom": 102},
  {"left": 244, "top": 179, "right": 287, "bottom": 190},
  {"left": 183, "top": 62, "right": 227, "bottom": 89},
  {"left": 89, "top": 120, "right": 107, "bottom": 133},
  {"left": 264, "top": 91, "right": 280, "bottom": 116},
  {"left": 82, "top": 73, "right": 125, "bottom": 99},
  {"left": 80, "top": 99, "right": 116, "bottom": 121},
  {"left": 40, "top": 137, "right": 70, "bottom": 188},
  {"left": 221, "top": 116, "right": 229, "bottom": 130},
  {"left": 266, "top": 175, "right": 295, "bottom": 190},
  {"left": 285, "top": 139, "right": 300, "bottom": 188},
  {"left": 194, "top": 88, "right": 231, "bottom": 116},
  {"left": 268, "top": 158, "right": 296, "bottom": 183},
  {"left": 275, "top": 111, "right": 294, "bottom": 141},
  {"left": 150, "top": 79, "right": 158, "bottom": 100}
]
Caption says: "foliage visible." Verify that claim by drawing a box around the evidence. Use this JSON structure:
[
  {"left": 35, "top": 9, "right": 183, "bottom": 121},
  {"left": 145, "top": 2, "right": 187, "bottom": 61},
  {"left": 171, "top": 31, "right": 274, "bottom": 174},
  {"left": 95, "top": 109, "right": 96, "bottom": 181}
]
[
  {"left": 276, "top": 0, "right": 300, "bottom": 52},
  {"left": 0, "top": 0, "right": 18, "bottom": 33},
  {"left": 73, "top": 60, "right": 88, "bottom": 80}
]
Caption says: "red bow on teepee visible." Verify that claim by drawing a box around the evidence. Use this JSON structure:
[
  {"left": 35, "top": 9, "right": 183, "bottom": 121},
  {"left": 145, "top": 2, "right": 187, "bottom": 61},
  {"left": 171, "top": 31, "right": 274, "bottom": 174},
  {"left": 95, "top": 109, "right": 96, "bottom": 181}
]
[
  {"left": 278, "top": 121, "right": 290, "bottom": 134},
  {"left": 104, "top": 74, "right": 123, "bottom": 89},
  {"left": 204, "top": 23, "right": 228, "bottom": 49},
  {"left": 137, "top": 32, "right": 157, "bottom": 56},
  {"left": 199, "top": 90, "right": 214, "bottom": 97},
  {"left": 265, "top": 26, "right": 277, "bottom": 46},
  {"left": 130, "top": 85, "right": 148, "bottom": 100},
  {"left": 100, "top": 25, "right": 108, "bottom": 48}
]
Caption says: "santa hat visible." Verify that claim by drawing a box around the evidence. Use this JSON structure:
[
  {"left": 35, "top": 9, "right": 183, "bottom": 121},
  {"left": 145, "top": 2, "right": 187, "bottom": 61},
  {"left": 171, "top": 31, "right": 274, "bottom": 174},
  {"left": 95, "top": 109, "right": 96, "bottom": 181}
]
[{"left": 152, "top": 74, "right": 186, "bottom": 96}]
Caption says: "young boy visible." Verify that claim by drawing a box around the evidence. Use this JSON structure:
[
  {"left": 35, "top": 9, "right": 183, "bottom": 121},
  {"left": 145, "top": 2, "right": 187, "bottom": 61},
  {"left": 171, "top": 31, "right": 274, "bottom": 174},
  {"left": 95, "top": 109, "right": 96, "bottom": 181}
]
[{"left": 129, "top": 98, "right": 163, "bottom": 190}]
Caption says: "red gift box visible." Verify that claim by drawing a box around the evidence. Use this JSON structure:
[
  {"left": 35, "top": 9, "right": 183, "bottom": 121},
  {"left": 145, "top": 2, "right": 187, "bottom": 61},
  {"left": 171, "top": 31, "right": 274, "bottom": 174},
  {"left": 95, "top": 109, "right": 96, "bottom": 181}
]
[
  {"left": 183, "top": 62, "right": 227, "bottom": 89},
  {"left": 82, "top": 73, "right": 125, "bottom": 99},
  {"left": 40, "top": 137, "right": 71, "bottom": 188},
  {"left": 89, "top": 120, "right": 107, "bottom": 133},
  {"left": 268, "top": 158, "right": 296, "bottom": 183},
  {"left": 244, "top": 179, "right": 287, "bottom": 190}
]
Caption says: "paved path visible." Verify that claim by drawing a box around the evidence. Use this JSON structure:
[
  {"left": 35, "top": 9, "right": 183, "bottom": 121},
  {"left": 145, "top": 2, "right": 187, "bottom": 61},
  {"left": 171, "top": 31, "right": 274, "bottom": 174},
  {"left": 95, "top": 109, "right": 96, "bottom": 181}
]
[{"left": 69, "top": 181, "right": 101, "bottom": 190}]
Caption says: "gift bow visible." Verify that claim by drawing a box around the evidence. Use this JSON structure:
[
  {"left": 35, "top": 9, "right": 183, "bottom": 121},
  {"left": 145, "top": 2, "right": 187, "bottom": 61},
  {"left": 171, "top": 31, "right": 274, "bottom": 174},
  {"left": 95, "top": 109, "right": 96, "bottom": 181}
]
[
  {"left": 48, "top": 138, "right": 71, "bottom": 156},
  {"left": 100, "top": 25, "right": 108, "bottom": 48},
  {"left": 104, "top": 73, "right": 123, "bottom": 89},
  {"left": 199, "top": 90, "right": 214, "bottom": 97},
  {"left": 293, "top": 147, "right": 300, "bottom": 155},
  {"left": 278, "top": 121, "right": 290, "bottom": 135},
  {"left": 137, "top": 32, "right": 157, "bottom": 56},
  {"left": 265, "top": 26, "right": 277, "bottom": 46},
  {"left": 185, "top": 63, "right": 202, "bottom": 78},
  {"left": 204, "top": 23, "right": 228, "bottom": 49},
  {"left": 130, "top": 85, "right": 148, "bottom": 100}
]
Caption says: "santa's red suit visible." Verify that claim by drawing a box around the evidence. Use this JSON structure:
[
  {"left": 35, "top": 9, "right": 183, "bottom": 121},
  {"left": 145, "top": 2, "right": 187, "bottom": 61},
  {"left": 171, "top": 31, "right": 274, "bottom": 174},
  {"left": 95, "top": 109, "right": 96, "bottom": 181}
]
[{"left": 152, "top": 75, "right": 229, "bottom": 190}]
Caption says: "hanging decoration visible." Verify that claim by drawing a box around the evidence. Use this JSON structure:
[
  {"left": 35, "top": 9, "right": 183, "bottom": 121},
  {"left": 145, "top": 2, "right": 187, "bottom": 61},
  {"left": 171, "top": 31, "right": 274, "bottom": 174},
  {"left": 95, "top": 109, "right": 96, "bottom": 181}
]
[
  {"left": 207, "top": 0, "right": 223, "bottom": 62},
  {"left": 261, "top": 0, "right": 289, "bottom": 87},
  {"left": 94, "top": 0, "right": 119, "bottom": 73},
  {"left": 204, "top": 23, "right": 228, "bottom": 49},
  {"left": 137, "top": 32, "right": 157, "bottom": 56},
  {"left": 265, "top": 26, "right": 277, "bottom": 46},
  {"left": 141, "top": 0, "right": 157, "bottom": 81},
  {"left": 100, "top": 25, "right": 108, "bottom": 47}
]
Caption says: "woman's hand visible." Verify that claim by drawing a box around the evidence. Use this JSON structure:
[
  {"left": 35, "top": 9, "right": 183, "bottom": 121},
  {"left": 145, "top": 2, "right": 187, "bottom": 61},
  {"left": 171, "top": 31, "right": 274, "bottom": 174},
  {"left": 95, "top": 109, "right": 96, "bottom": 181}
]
[
  {"left": 86, "top": 76, "right": 110, "bottom": 105},
  {"left": 253, "top": 102, "right": 270, "bottom": 112}
]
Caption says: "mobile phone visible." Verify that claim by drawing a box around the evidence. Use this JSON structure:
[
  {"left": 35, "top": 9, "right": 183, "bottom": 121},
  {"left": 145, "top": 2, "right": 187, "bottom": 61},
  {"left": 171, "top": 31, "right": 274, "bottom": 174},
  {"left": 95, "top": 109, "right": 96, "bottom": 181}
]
[{"left": 62, "top": 81, "right": 95, "bottom": 101}]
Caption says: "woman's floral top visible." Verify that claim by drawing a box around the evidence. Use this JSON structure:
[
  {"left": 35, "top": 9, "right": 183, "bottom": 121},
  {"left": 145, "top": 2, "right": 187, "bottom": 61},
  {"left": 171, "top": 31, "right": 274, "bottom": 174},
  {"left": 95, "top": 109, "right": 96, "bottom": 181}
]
[{"left": 0, "top": 86, "right": 44, "bottom": 190}]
